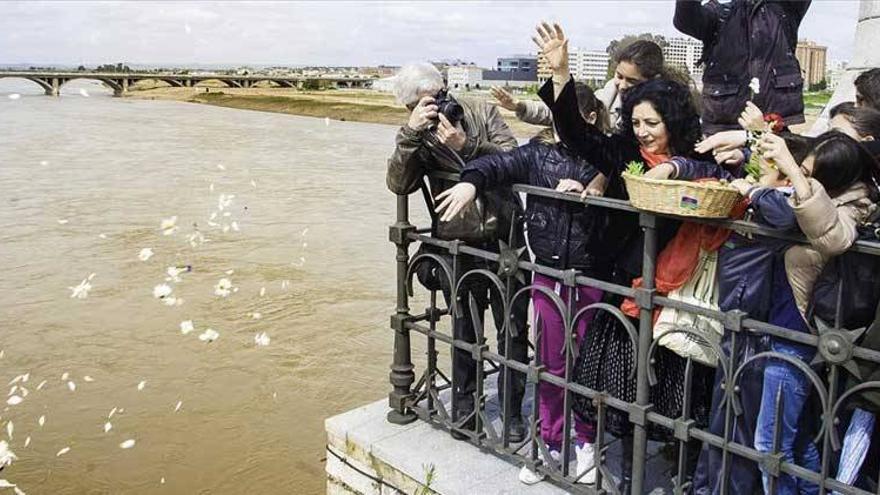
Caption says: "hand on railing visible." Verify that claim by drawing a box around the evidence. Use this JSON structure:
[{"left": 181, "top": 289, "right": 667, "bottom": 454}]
[{"left": 434, "top": 183, "right": 476, "bottom": 222}]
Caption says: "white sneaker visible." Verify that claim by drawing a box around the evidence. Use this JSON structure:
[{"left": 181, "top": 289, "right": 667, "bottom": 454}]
[
  {"left": 518, "top": 449, "right": 560, "bottom": 485},
  {"left": 575, "top": 443, "right": 597, "bottom": 484}
]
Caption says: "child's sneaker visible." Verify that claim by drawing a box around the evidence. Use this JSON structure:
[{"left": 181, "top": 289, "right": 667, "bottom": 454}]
[
  {"left": 518, "top": 449, "right": 560, "bottom": 485},
  {"left": 575, "top": 442, "right": 597, "bottom": 484}
]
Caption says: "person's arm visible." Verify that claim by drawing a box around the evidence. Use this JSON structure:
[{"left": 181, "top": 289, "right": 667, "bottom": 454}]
[
  {"left": 466, "top": 104, "right": 518, "bottom": 159},
  {"left": 667, "top": 156, "right": 738, "bottom": 181},
  {"left": 538, "top": 78, "right": 622, "bottom": 177},
  {"left": 459, "top": 144, "right": 536, "bottom": 193},
  {"left": 673, "top": 0, "right": 720, "bottom": 41},
  {"left": 749, "top": 187, "right": 799, "bottom": 230},
  {"left": 515, "top": 99, "right": 553, "bottom": 127},
  {"left": 790, "top": 179, "right": 863, "bottom": 257},
  {"left": 386, "top": 125, "right": 428, "bottom": 195}
]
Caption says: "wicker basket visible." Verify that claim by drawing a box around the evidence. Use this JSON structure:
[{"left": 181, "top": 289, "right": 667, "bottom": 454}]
[{"left": 622, "top": 172, "right": 742, "bottom": 218}]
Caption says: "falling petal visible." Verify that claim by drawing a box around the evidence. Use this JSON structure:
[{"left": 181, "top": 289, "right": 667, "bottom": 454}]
[
  {"left": 68, "top": 275, "right": 94, "bottom": 299},
  {"left": 259, "top": 287, "right": 266, "bottom": 297},
  {"left": 174, "top": 400, "right": 182, "bottom": 412},
  {"left": 216, "top": 164, "right": 225, "bottom": 171},
  {"left": 251, "top": 312, "right": 261, "bottom": 320},
  {"left": 0, "top": 480, "right": 13, "bottom": 488},
  {"left": 231, "top": 221, "right": 240, "bottom": 232},
  {"left": 35, "top": 380, "right": 46, "bottom": 391},
  {"left": 250, "top": 179, "right": 257, "bottom": 188},
  {"left": 39, "top": 161, "right": 48, "bottom": 167},
  {"left": 57, "top": 219, "right": 69, "bottom": 225},
  {"left": 7, "top": 93, "right": 20, "bottom": 100},
  {"left": 79, "top": 88, "right": 90, "bottom": 97},
  {"left": 83, "top": 376, "right": 94, "bottom": 382},
  {"left": 138, "top": 248, "right": 154, "bottom": 261},
  {"left": 56, "top": 446, "right": 70, "bottom": 457},
  {"left": 198, "top": 329, "right": 219, "bottom": 342},
  {"left": 0, "top": 440, "right": 16, "bottom": 467},
  {"left": 8, "top": 385, "right": 16, "bottom": 397},
  {"left": 224, "top": 269, "right": 234, "bottom": 275},
  {"left": 103, "top": 422, "right": 112, "bottom": 433},
  {"left": 61, "top": 372, "right": 69, "bottom": 381},
  {"left": 119, "top": 439, "right": 136, "bottom": 449},
  {"left": 254, "top": 332, "right": 270, "bottom": 347},
  {"left": 108, "top": 407, "right": 117, "bottom": 419},
  {"left": 209, "top": 183, "right": 214, "bottom": 192},
  {"left": 67, "top": 381, "right": 76, "bottom": 392},
  {"left": 6, "top": 396, "right": 22, "bottom": 406},
  {"left": 5, "top": 422, "right": 11, "bottom": 439},
  {"left": 38, "top": 416, "right": 45, "bottom": 427},
  {"left": 324, "top": 117, "right": 330, "bottom": 126},
  {"left": 160, "top": 216, "right": 178, "bottom": 236},
  {"left": 137, "top": 381, "right": 146, "bottom": 391},
  {"left": 23, "top": 437, "right": 30, "bottom": 448},
  {"left": 213, "top": 278, "right": 233, "bottom": 297},
  {"left": 179, "top": 320, "right": 194, "bottom": 335},
  {"left": 98, "top": 233, "right": 107, "bottom": 239},
  {"left": 153, "top": 284, "right": 173, "bottom": 299},
  {"left": 161, "top": 477, "right": 166, "bottom": 484}
]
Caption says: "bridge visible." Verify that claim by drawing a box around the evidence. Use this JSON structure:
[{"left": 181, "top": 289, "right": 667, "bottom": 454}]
[{"left": 0, "top": 71, "right": 375, "bottom": 96}]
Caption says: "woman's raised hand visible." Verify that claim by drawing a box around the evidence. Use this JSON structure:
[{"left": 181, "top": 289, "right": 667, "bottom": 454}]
[
  {"left": 490, "top": 87, "right": 520, "bottom": 112},
  {"left": 434, "top": 183, "right": 477, "bottom": 222},
  {"left": 532, "top": 22, "right": 569, "bottom": 75},
  {"left": 695, "top": 130, "right": 748, "bottom": 154}
]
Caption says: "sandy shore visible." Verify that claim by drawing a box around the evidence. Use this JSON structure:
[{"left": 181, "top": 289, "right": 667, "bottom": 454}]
[{"left": 125, "top": 83, "right": 547, "bottom": 140}]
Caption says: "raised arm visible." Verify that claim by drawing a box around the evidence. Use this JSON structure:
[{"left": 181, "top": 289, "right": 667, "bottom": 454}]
[
  {"left": 673, "top": 0, "right": 720, "bottom": 41},
  {"left": 516, "top": 100, "right": 553, "bottom": 127}
]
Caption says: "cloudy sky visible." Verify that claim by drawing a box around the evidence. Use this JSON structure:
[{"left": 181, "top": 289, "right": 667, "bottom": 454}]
[{"left": 0, "top": 1, "right": 860, "bottom": 68}]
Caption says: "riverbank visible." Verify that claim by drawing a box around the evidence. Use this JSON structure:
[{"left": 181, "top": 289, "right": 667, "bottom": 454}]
[{"left": 125, "top": 85, "right": 548, "bottom": 139}]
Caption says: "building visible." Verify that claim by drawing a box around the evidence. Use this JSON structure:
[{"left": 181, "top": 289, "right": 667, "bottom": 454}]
[
  {"left": 663, "top": 37, "right": 704, "bottom": 83},
  {"left": 496, "top": 55, "right": 537, "bottom": 76},
  {"left": 568, "top": 48, "right": 610, "bottom": 85},
  {"left": 447, "top": 65, "right": 538, "bottom": 90},
  {"left": 537, "top": 48, "right": 609, "bottom": 85},
  {"left": 796, "top": 40, "right": 828, "bottom": 87}
]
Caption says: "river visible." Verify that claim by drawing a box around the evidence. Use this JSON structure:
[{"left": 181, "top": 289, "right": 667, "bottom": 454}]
[{"left": 0, "top": 79, "right": 428, "bottom": 494}]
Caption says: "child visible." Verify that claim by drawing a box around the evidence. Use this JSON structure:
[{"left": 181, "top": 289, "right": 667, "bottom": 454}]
[{"left": 434, "top": 84, "right": 610, "bottom": 485}]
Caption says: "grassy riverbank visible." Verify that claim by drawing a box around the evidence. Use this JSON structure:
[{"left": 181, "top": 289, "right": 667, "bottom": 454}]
[{"left": 125, "top": 85, "right": 547, "bottom": 139}]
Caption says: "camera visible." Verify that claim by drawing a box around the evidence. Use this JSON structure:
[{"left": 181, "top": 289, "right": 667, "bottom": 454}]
[{"left": 433, "top": 89, "right": 464, "bottom": 126}]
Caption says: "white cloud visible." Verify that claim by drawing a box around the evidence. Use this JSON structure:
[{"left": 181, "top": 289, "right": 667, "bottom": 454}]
[{"left": 0, "top": 1, "right": 859, "bottom": 67}]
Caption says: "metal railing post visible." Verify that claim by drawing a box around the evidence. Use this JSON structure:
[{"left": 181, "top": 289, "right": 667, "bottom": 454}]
[
  {"left": 632, "top": 212, "right": 658, "bottom": 494},
  {"left": 388, "top": 194, "right": 417, "bottom": 424}
]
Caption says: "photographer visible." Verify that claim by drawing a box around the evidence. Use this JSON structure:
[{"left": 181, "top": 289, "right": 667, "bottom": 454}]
[{"left": 386, "top": 63, "right": 529, "bottom": 442}]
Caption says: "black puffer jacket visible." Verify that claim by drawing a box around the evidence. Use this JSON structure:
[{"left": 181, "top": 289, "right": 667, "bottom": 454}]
[
  {"left": 460, "top": 140, "right": 609, "bottom": 276},
  {"left": 674, "top": 0, "right": 811, "bottom": 134}
]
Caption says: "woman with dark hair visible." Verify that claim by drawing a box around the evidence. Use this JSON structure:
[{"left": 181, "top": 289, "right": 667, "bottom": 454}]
[
  {"left": 830, "top": 102, "right": 880, "bottom": 143},
  {"left": 533, "top": 21, "right": 717, "bottom": 490}
]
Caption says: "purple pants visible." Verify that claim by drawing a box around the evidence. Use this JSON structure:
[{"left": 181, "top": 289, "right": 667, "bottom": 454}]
[{"left": 532, "top": 273, "right": 602, "bottom": 448}]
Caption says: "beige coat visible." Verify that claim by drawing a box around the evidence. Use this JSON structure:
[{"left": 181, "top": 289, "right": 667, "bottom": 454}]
[{"left": 785, "top": 178, "right": 877, "bottom": 315}]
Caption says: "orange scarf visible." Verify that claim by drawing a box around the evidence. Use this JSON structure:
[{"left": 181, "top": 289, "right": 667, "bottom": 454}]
[{"left": 639, "top": 148, "right": 669, "bottom": 168}]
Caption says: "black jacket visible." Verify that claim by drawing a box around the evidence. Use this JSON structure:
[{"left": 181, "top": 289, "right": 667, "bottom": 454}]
[
  {"left": 461, "top": 140, "right": 608, "bottom": 275},
  {"left": 674, "top": 0, "right": 811, "bottom": 134}
]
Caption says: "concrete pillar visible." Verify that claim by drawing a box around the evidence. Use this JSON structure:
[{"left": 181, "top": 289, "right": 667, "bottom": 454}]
[
  {"left": 810, "top": 0, "right": 880, "bottom": 134},
  {"left": 46, "top": 78, "right": 60, "bottom": 96}
]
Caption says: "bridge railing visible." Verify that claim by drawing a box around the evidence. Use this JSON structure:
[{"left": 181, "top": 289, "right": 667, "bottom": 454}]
[{"left": 388, "top": 177, "right": 880, "bottom": 494}]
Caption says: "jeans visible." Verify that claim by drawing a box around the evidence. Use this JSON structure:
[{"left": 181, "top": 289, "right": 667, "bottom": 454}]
[
  {"left": 532, "top": 273, "right": 602, "bottom": 448},
  {"left": 754, "top": 358, "right": 820, "bottom": 495}
]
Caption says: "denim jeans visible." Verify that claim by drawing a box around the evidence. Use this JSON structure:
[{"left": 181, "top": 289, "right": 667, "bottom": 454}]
[{"left": 754, "top": 358, "right": 820, "bottom": 495}]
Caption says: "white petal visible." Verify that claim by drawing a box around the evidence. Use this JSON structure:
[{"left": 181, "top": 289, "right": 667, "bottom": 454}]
[
  {"left": 103, "top": 422, "right": 112, "bottom": 433},
  {"left": 216, "top": 164, "right": 225, "bottom": 171},
  {"left": 83, "top": 376, "right": 94, "bottom": 382},
  {"left": 254, "top": 332, "right": 270, "bottom": 347},
  {"left": 38, "top": 416, "right": 45, "bottom": 427},
  {"left": 7, "top": 93, "right": 21, "bottom": 100},
  {"left": 198, "top": 329, "right": 219, "bottom": 342},
  {"left": 119, "top": 439, "right": 136, "bottom": 449},
  {"left": 67, "top": 381, "right": 76, "bottom": 392},
  {"left": 160, "top": 477, "right": 166, "bottom": 484},
  {"left": 108, "top": 407, "right": 117, "bottom": 419},
  {"left": 174, "top": 400, "right": 182, "bottom": 412},
  {"left": 179, "top": 320, "right": 194, "bottom": 335},
  {"left": 153, "top": 284, "right": 173, "bottom": 299},
  {"left": 138, "top": 248, "right": 154, "bottom": 261},
  {"left": 57, "top": 219, "right": 69, "bottom": 225},
  {"left": 23, "top": 436, "right": 30, "bottom": 448},
  {"left": 5, "top": 422, "right": 11, "bottom": 439},
  {"left": 61, "top": 372, "right": 69, "bottom": 381},
  {"left": 137, "top": 381, "right": 146, "bottom": 391},
  {"left": 251, "top": 312, "right": 261, "bottom": 320},
  {"left": 36, "top": 380, "right": 46, "bottom": 391},
  {"left": 6, "top": 396, "right": 22, "bottom": 406},
  {"left": 259, "top": 287, "right": 266, "bottom": 297},
  {"left": 56, "top": 446, "right": 70, "bottom": 457},
  {"left": 0, "top": 480, "right": 15, "bottom": 488}
]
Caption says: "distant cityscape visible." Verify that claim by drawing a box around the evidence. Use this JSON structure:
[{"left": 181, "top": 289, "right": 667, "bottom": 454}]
[{"left": 2, "top": 37, "right": 839, "bottom": 94}]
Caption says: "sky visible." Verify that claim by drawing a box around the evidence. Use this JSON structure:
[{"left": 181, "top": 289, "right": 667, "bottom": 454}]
[{"left": 0, "top": 1, "right": 861, "bottom": 68}]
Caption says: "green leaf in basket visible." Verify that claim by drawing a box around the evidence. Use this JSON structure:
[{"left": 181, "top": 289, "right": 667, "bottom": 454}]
[{"left": 625, "top": 161, "right": 645, "bottom": 176}]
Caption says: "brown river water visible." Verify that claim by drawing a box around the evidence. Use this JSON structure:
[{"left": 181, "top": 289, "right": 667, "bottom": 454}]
[{"left": 0, "top": 79, "right": 431, "bottom": 494}]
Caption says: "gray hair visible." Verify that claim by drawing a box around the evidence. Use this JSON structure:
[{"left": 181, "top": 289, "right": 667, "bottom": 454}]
[{"left": 393, "top": 63, "right": 444, "bottom": 106}]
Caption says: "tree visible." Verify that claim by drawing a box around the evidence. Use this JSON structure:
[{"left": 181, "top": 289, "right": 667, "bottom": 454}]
[{"left": 605, "top": 33, "right": 669, "bottom": 78}]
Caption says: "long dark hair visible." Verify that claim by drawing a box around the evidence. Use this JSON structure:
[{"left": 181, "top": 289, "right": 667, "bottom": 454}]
[
  {"left": 536, "top": 82, "right": 610, "bottom": 144},
  {"left": 615, "top": 40, "right": 695, "bottom": 90},
  {"left": 809, "top": 131, "right": 879, "bottom": 199},
  {"left": 618, "top": 78, "right": 703, "bottom": 157}
]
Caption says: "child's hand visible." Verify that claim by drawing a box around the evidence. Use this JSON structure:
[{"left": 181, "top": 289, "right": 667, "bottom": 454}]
[
  {"left": 757, "top": 133, "right": 799, "bottom": 177},
  {"left": 580, "top": 173, "right": 607, "bottom": 200},
  {"left": 713, "top": 148, "right": 745, "bottom": 166},
  {"left": 434, "top": 183, "right": 477, "bottom": 222},
  {"left": 555, "top": 178, "right": 585, "bottom": 193},
  {"left": 729, "top": 179, "right": 753, "bottom": 196},
  {"left": 695, "top": 130, "right": 747, "bottom": 153}
]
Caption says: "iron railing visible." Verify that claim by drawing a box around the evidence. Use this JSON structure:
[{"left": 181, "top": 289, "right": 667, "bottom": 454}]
[{"left": 387, "top": 179, "right": 880, "bottom": 494}]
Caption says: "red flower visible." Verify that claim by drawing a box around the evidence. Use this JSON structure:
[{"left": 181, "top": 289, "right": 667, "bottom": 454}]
[{"left": 764, "top": 113, "right": 785, "bottom": 133}]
